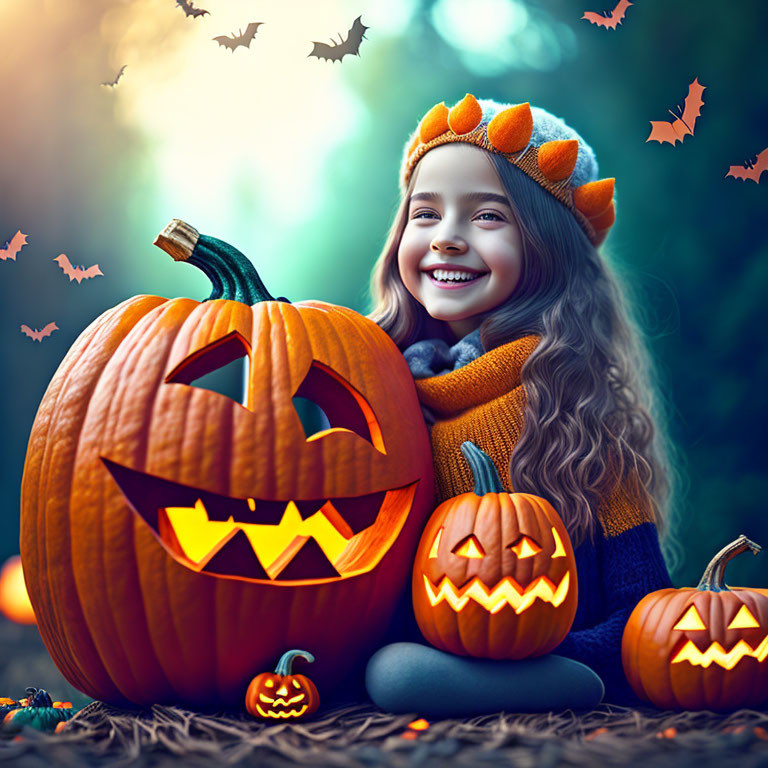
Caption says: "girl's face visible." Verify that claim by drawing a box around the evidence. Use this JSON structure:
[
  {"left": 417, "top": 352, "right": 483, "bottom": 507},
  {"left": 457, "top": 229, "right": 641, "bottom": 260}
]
[{"left": 398, "top": 143, "right": 523, "bottom": 339}]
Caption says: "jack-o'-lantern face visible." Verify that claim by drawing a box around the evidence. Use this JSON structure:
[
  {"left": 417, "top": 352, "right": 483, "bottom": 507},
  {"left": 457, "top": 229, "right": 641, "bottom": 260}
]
[
  {"left": 412, "top": 442, "right": 578, "bottom": 659},
  {"left": 245, "top": 650, "right": 320, "bottom": 721},
  {"left": 250, "top": 674, "right": 313, "bottom": 719},
  {"left": 621, "top": 535, "right": 768, "bottom": 711},
  {"left": 421, "top": 523, "right": 571, "bottom": 615},
  {"left": 667, "top": 597, "right": 768, "bottom": 670},
  {"left": 102, "top": 330, "right": 418, "bottom": 585}
]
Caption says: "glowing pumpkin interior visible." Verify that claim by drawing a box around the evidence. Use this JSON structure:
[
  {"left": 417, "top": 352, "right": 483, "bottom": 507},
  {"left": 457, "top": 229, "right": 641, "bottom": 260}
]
[
  {"left": 670, "top": 602, "right": 768, "bottom": 670},
  {"left": 423, "top": 525, "right": 571, "bottom": 615},
  {"left": 103, "top": 329, "right": 417, "bottom": 585}
]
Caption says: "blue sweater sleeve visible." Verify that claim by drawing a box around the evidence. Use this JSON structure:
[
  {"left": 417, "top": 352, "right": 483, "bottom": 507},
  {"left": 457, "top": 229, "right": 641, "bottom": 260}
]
[{"left": 554, "top": 522, "right": 672, "bottom": 704}]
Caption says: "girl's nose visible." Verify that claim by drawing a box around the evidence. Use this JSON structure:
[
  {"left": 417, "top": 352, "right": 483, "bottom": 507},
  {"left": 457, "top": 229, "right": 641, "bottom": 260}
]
[{"left": 430, "top": 235, "right": 468, "bottom": 254}]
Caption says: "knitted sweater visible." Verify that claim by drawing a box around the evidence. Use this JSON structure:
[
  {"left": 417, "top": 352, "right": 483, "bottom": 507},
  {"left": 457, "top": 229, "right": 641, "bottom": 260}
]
[{"left": 407, "top": 333, "right": 672, "bottom": 704}]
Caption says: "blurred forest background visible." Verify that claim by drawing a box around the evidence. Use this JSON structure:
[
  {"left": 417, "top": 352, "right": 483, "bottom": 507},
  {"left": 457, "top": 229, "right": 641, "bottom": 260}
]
[{"left": 0, "top": 0, "right": 766, "bottom": 660}]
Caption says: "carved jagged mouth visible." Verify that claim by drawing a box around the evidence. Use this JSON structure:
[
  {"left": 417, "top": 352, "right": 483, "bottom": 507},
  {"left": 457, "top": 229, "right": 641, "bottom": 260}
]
[
  {"left": 423, "top": 572, "right": 570, "bottom": 614},
  {"left": 671, "top": 634, "right": 768, "bottom": 670},
  {"left": 256, "top": 703, "right": 308, "bottom": 719},
  {"left": 102, "top": 458, "right": 417, "bottom": 584},
  {"left": 256, "top": 692, "right": 307, "bottom": 719}
]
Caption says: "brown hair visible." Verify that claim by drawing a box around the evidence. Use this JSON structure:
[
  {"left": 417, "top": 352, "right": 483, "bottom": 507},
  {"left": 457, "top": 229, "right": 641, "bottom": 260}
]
[{"left": 368, "top": 151, "right": 677, "bottom": 547}]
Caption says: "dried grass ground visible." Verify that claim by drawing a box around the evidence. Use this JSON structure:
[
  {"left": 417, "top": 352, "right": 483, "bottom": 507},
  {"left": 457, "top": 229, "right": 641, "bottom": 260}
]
[{"left": 2, "top": 618, "right": 767, "bottom": 767}]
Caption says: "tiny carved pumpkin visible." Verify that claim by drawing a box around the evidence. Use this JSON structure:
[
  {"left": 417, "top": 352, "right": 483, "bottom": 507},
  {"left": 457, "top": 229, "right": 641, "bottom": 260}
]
[
  {"left": 412, "top": 442, "right": 578, "bottom": 659},
  {"left": 20, "top": 220, "right": 434, "bottom": 708},
  {"left": 622, "top": 535, "right": 768, "bottom": 711},
  {"left": 1, "top": 688, "right": 76, "bottom": 733},
  {"left": 245, "top": 650, "right": 319, "bottom": 720}
]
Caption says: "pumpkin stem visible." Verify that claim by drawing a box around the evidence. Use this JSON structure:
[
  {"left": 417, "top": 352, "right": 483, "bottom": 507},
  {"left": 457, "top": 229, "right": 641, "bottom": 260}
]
[
  {"left": 696, "top": 534, "right": 762, "bottom": 592},
  {"left": 153, "top": 218, "right": 289, "bottom": 304},
  {"left": 460, "top": 441, "right": 506, "bottom": 495},
  {"left": 274, "top": 649, "right": 315, "bottom": 676}
]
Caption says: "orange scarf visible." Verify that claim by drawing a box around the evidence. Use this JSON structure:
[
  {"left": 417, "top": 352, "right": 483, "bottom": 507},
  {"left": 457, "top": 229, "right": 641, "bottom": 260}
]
[{"left": 414, "top": 334, "right": 654, "bottom": 538}]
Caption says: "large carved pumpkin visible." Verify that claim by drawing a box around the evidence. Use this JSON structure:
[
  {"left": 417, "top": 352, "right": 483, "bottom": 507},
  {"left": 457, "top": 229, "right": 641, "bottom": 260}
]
[
  {"left": 412, "top": 442, "right": 577, "bottom": 659},
  {"left": 622, "top": 535, "right": 768, "bottom": 711},
  {"left": 20, "top": 219, "right": 434, "bottom": 708}
]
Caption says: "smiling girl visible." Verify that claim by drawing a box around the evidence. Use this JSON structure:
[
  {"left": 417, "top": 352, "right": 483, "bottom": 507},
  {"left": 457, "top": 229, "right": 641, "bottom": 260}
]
[{"left": 365, "top": 95, "right": 676, "bottom": 712}]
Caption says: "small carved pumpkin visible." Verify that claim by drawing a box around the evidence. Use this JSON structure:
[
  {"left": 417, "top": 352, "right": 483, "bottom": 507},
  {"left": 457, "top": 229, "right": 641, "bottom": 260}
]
[
  {"left": 245, "top": 650, "right": 319, "bottom": 720},
  {"left": 622, "top": 535, "right": 768, "bottom": 711},
  {"left": 20, "top": 220, "right": 434, "bottom": 708},
  {"left": 412, "top": 442, "right": 578, "bottom": 659},
  {"left": 1, "top": 688, "right": 75, "bottom": 733}
]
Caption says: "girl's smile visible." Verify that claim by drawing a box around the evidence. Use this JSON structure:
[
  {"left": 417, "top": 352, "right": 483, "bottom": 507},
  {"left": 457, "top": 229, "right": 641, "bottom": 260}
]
[
  {"left": 423, "top": 264, "right": 489, "bottom": 289},
  {"left": 397, "top": 143, "right": 523, "bottom": 338}
]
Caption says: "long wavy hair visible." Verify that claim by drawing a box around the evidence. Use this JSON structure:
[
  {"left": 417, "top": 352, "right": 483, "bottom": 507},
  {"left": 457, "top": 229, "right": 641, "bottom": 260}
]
[{"left": 368, "top": 151, "right": 678, "bottom": 548}]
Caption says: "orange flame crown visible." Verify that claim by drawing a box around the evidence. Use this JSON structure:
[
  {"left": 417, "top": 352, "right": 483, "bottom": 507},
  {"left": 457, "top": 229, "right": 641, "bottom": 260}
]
[{"left": 401, "top": 94, "right": 616, "bottom": 247}]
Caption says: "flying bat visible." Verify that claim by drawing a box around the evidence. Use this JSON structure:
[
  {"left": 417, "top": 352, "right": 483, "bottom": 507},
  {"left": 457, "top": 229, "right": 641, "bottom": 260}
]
[
  {"left": 176, "top": 0, "right": 209, "bottom": 18},
  {"left": 0, "top": 230, "right": 28, "bottom": 261},
  {"left": 725, "top": 148, "right": 768, "bottom": 183},
  {"left": 213, "top": 22, "right": 263, "bottom": 52},
  {"left": 309, "top": 16, "right": 369, "bottom": 62},
  {"left": 54, "top": 254, "right": 104, "bottom": 283},
  {"left": 646, "top": 78, "right": 706, "bottom": 145},
  {"left": 101, "top": 65, "right": 127, "bottom": 88},
  {"left": 582, "top": 0, "right": 632, "bottom": 29},
  {"left": 21, "top": 322, "right": 59, "bottom": 342}
]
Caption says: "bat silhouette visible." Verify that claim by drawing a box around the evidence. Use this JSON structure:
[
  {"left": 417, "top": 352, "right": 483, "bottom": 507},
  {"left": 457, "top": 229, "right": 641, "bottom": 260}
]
[
  {"left": 176, "top": 0, "right": 209, "bottom": 19},
  {"left": 101, "top": 65, "right": 127, "bottom": 88},
  {"left": 309, "top": 16, "right": 369, "bottom": 62},
  {"left": 726, "top": 148, "right": 768, "bottom": 183},
  {"left": 0, "top": 230, "right": 28, "bottom": 261},
  {"left": 646, "top": 78, "right": 706, "bottom": 145},
  {"left": 21, "top": 322, "right": 59, "bottom": 342},
  {"left": 213, "top": 23, "right": 263, "bottom": 52},
  {"left": 582, "top": 0, "right": 632, "bottom": 29},
  {"left": 54, "top": 254, "right": 104, "bottom": 283}
]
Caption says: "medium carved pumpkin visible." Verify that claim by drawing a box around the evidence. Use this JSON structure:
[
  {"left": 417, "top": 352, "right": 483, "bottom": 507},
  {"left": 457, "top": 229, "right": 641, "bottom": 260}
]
[
  {"left": 20, "top": 220, "right": 434, "bottom": 708},
  {"left": 245, "top": 650, "right": 319, "bottom": 720},
  {"left": 412, "top": 442, "right": 577, "bottom": 659},
  {"left": 622, "top": 535, "right": 768, "bottom": 711}
]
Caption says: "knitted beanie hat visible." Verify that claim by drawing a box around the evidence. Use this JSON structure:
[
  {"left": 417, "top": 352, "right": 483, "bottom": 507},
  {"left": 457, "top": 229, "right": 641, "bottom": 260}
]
[{"left": 400, "top": 94, "right": 615, "bottom": 246}]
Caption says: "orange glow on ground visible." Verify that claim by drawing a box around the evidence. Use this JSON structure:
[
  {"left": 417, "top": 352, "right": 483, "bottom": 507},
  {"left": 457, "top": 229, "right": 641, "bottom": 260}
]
[
  {"left": 408, "top": 718, "right": 430, "bottom": 730},
  {"left": 0, "top": 556, "right": 36, "bottom": 625}
]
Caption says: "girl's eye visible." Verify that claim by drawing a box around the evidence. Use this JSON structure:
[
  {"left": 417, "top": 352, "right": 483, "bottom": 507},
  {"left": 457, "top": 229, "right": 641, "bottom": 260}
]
[
  {"left": 411, "top": 209, "right": 439, "bottom": 220},
  {"left": 475, "top": 211, "right": 504, "bottom": 222}
]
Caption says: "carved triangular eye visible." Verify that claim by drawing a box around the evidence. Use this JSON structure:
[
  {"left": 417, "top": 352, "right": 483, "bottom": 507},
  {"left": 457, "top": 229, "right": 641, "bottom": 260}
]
[
  {"left": 452, "top": 535, "right": 485, "bottom": 559},
  {"left": 428, "top": 528, "right": 443, "bottom": 559},
  {"left": 551, "top": 527, "right": 567, "bottom": 558},
  {"left": 165, "top": 331, "right": 250, "bottom": 406},
  {"left": 728, "top": 604, "right": 760, "bottom": 629},
  {"left": 673, "top": 605, "right": 706, "bottom": 631},
  {"left": 508, "top": 535, "right": 542, "bottom": 559},
  {"left": 293, "top": 361, "right": 385, "bottom": 453}
]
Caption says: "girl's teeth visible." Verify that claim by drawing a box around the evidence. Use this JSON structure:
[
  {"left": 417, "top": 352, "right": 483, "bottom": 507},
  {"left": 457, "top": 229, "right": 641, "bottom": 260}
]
[{"left": 431, "top": 269, "right": 477, "bottom": 282}]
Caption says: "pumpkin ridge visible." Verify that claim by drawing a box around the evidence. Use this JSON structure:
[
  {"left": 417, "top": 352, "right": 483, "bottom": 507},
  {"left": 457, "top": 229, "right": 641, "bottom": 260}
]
[
  {"left": 27, "top": 313, "right": 111, "bottom": 693},
  {"left": 37, "top": 298, "right": 170, "bottom": 700},
  {"left": 94, "top": 300, "right": 199, "bottom": 701},
  {"left": 159, "top": 324, "right": 224, "bottom": 703}
]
